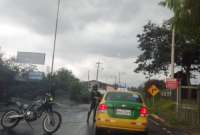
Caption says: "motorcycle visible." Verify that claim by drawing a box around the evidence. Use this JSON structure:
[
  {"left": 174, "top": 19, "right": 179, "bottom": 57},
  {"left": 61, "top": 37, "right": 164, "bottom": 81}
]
[{"left": 0, "top": 93, "right": 62, "bottom": 134}]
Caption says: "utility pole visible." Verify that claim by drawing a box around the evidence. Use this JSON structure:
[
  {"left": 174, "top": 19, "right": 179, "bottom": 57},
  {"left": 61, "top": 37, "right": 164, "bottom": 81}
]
[
  {"left": 49, "top": 0, "right": 61, "bottom": 94},
  {"left": 100, "top": 67, "right": 104, "bottom": 81},
  {"left": 96, "top": 62, "right": 101, "bottom": 81},
  {"left": 88, "top": 70, "right": 90, "bottom": 82},
  {"left": 88, "top": 70, "right": 90, "bottom": 90},
  {"left": 171, "top": 26, "right": 179, "bottom": 115},
  {"left": 114, "top": 76, "right": 117, "bottom": 85},
  {"left": 118, "top": 72, "right": 121, "bottom": 87},
  {"left": 171, "top": 26, "right": 175, "bottom": 78},
  {"left": 114, "top": 76, "right": 117, "bottom": 89}
]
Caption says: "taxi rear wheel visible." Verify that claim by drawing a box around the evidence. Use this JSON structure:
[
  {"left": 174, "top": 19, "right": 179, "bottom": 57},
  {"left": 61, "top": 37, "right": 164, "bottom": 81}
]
[
  {"left": 141, "top": 131, "right": 148, "bottom": 135},
  {"left": 95, "top": 127, "right": 105, "bottom": 135}
]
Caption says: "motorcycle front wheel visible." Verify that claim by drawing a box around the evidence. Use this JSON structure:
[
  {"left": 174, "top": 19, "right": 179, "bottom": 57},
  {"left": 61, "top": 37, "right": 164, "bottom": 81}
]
[
  {"left": 42, "top": 111, "right": 62, "bottom": 133},
  {"left": 1, "top": 109, "right": 20, "bottom": 129}
]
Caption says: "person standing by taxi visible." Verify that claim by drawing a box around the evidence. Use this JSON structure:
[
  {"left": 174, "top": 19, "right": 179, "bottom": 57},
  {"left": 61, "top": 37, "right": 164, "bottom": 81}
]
[{"left": 87, "top": 84, "right": 101, "bottom": 123}]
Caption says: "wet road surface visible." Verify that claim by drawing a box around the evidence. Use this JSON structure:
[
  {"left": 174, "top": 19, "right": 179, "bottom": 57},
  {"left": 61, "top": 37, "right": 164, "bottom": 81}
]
[{"left": 0, "top": 104, "right": 188, "bottom": 135}]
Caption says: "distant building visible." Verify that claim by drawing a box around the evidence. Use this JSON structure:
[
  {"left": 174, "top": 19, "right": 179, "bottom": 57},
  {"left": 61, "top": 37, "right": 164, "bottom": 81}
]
[
  {"left": 85, "top": 80, "right": 117, "bottom": 94},
  {"left": 106, "top": 85, "right": 116, "bottom": 91}
]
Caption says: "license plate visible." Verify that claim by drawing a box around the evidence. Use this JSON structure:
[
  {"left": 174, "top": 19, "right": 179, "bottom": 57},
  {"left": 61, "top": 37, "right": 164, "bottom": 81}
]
[{"left": 116, "top": 109, "right": 131, "bottom": 116}]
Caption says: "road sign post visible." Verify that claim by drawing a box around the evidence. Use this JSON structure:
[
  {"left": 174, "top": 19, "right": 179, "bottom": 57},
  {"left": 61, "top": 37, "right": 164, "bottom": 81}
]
[
  {"left": 166, "top": 78, "right": 180, "bottom": 115},
  {"left": 153, "top": 96, "right": 155, "bottom": 105},
  {"left": 148, "top": 85, "right": 160, "bottom": 105},
  {"left": 178, "top": 85, "right": 180, "bottom": 115}
]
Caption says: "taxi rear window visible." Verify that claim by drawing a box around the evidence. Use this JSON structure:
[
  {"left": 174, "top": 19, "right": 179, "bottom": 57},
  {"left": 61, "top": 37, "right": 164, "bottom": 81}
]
[{"left": 105, "top": 92, "right": 142, "bottom": 103}]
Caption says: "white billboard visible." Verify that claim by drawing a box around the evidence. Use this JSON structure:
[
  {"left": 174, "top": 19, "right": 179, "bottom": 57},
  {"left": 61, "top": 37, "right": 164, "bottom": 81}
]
[{"left": 16, "top": 52, "right": 45, "bottom": 65}]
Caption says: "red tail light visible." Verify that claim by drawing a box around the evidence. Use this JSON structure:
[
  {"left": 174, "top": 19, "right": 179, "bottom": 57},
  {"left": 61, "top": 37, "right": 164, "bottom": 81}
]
[
  {"left": 140, "top": 107, "right": 149, "bottom": 117},
  {"left": 98, "top": 104, "right": 108, "bottom": 112}
]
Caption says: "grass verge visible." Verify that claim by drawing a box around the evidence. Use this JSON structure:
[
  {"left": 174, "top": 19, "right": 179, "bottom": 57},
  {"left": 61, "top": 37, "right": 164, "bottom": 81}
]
[{"left": 147, "top": 98, "right": 199, "bottom": 129}]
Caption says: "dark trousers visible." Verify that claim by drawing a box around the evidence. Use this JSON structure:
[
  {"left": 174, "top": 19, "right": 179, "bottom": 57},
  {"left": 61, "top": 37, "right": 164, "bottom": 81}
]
[{"left": 87, "top": 102, "right": 98, "bottom": 122}]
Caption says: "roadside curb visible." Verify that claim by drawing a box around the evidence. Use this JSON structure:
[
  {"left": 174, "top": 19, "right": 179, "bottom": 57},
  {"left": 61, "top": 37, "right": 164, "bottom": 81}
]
[{"left": 150, "top": 114, "right": 165, "bottom": 123}]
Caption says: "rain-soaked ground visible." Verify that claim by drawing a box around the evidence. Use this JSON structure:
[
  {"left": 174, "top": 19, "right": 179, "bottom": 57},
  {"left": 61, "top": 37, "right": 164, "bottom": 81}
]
[{"left": 0, "top": 102, "right": 187, "bottom": 135}]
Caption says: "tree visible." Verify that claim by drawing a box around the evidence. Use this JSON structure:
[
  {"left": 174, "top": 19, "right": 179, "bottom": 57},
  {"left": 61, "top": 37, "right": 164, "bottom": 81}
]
[
  {"left": 140, "top": 79, "right": 165, "bottom": 99},
  {"left": 51, "top": 68, "right": 90, "bottom": 102},
  {"left": 52, "top": 68, "right": 77, "bottom": 91},
  {"left": 0, "top": 49, "right": 88, "bottom": 102},
  {"left": 0, "top": 54, "right": 17, "bottom": 100},
  {"left": 135, "top": 22, "right": 200, "bottom": 85},
  {"left": 135, "top": 22, "right": 171, "bottom": 77},
  {"left": 144, "top": 79, "right": 165, "bottom": 92},
  {"left": 160, "top": 0, "right": 200, "bottom": 36}
]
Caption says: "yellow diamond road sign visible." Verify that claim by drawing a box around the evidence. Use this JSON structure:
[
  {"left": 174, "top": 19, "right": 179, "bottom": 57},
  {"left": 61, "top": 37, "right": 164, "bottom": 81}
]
[{"left": 148, "top": 85, "right": 160, "bottom": 96}]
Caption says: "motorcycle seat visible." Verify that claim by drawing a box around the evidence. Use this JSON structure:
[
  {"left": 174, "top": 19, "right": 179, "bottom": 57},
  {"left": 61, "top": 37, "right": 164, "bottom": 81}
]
[{"left": 16, "top": 101, "right": 29, "bottom": 109}]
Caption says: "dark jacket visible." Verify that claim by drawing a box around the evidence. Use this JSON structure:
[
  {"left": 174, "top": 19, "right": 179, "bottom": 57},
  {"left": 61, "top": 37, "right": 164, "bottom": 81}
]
[{"left": 90, "top": 90, "right": 101, "bottom": 102}]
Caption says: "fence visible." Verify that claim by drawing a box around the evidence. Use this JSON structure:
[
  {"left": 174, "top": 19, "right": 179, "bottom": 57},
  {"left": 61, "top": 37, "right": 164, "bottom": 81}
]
[
  {"left": 178, "top": 106, "right": 200, "bottom": 125},
  {"left": 178, "top": 86, "right": 200, "bottom": 125}
]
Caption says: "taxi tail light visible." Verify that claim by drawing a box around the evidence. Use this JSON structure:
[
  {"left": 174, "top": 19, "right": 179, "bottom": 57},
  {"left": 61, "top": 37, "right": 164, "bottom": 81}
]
[
  {"left": 98, "top": 104, "right": 108, "bottom": 112},
  {"left": 140, "top": 107, "right": 149, "bottom": 117}
]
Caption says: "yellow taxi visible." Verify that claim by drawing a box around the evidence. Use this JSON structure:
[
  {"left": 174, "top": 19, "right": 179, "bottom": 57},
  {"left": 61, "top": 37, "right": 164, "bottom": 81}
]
[{"left": 95, "top": 91, "right": 149, "bottom": 135}]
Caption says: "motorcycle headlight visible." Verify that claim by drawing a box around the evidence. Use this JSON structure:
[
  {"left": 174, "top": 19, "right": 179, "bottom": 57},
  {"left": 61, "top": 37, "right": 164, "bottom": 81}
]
[
  {"left": 49, "top": 97, "right": 54, "bottom": 102},
  {"left": 27, "top": 111, "right": 31, "bottom": 115}
]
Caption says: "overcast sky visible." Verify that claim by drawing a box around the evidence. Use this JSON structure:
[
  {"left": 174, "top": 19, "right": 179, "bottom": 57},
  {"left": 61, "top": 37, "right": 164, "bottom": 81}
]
[{"left": 0, "top": 0, "right": 172, "bottom": 87}]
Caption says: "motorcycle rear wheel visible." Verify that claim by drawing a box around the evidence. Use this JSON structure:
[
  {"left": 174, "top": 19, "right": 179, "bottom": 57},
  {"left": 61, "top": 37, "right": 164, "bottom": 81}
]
[{"left": 1, "top": 109, "right": 20, "bottom": 129}]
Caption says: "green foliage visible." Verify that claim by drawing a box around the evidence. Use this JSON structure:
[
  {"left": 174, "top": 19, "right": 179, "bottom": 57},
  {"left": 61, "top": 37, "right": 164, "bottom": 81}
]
[
  {"left": 135, "top": 22, "right": 171, "bottom": 77},
  {"left": 135, "top": 22, "right": 200, "bottom": 84},
  {"left": 148, "top": 98, "right": 191, "bottom": 127},
  {"left": 0, "top": 55, "right": 17, "bottom": 101},
  {"left": 70, "top": 81, "right": 90, "bottom": 102},
  {"left": 0, "top": 51, "right": 89, "bottom": 102},
  {"left": 144, "top": 79, "right": 165, "bottom": 91},
  {"left": 142, "top": 79, "right": 165, "bottom": 101},
  {"left": 7, "top": 80, "right": 49, "bottom": 99},
  {"left": 51, "top": 68, "right": 90, "bottom": 102},
  {"left": 52, "top": 68, "right": 77, "bottom": 91},
  {"left": 148, "top": 98, "right": 175, "bottom": 114},
  {"left": 160, "top": 0, "right": 200, "bottom": 36}
]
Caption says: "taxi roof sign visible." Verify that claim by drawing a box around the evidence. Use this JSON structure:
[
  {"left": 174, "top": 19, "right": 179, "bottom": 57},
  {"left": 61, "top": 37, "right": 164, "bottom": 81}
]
[{"left": 148, "top": 85, "right": 160, "bottom": 96}]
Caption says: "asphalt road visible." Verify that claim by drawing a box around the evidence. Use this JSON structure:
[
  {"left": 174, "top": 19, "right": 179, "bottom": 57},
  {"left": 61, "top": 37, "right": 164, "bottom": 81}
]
[{"left": 0, "top": 103, "right": 189, "bottom": 135}]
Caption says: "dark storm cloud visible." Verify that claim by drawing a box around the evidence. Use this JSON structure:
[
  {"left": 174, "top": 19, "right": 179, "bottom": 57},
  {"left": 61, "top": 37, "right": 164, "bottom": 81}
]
[
  {"left": 56, "top": 31, "right": 140, "bottom": 59},
  {"left": 0, "top": 0, "right": 172, "bottom": 86},
  {"left": 0, "top": 0, "right": 171, "bottom": 59},
  {"left": 0, "top": 0, "right": 56, "bottom": 34},
  {"left": 0, "top": 0, "right": 141, "bottom": 34}
]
